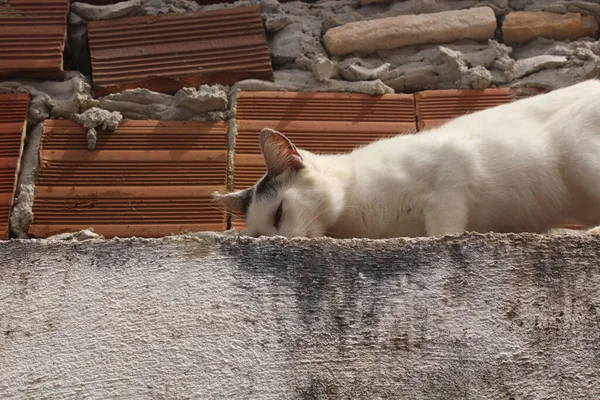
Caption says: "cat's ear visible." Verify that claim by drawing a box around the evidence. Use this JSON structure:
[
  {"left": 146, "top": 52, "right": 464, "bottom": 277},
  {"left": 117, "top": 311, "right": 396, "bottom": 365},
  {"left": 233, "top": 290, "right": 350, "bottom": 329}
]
[
  {"left": 212, "top": 188, "right": 253, "bottom": 215},
  {"left": 259, "top": 128, "right": 304, "bottom": 176}
]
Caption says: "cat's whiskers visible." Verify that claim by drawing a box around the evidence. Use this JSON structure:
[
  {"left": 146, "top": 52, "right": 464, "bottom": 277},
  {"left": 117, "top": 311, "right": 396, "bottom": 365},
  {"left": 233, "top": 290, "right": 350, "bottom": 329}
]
[
  {"left": 297, "top": 203, "right": 362, "bottom": 238},
  {"left": 293, "top": 198, "right": 328, "bottom": 236}
]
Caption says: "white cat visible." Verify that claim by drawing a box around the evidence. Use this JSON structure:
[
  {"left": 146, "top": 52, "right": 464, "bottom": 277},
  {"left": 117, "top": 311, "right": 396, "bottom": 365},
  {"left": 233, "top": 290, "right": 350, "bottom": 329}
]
[{"left": 215, "top": 79, "right": 600, "bottom": 238}]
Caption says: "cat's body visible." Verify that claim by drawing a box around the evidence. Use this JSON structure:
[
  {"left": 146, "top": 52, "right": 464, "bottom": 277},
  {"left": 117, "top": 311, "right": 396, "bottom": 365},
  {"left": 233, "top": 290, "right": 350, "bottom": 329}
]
[{"left": 216, "top": 79, "right": 600, "bottom": 238}]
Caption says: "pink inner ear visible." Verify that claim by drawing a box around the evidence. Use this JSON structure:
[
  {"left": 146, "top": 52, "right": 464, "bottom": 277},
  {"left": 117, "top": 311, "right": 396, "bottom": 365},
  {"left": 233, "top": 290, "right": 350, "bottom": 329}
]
[
  {"left": 291, "top": 146, "right": 303, "bottom": 161},
  {"left": 271, "top": 131, "right": 301, "bottom": 161},
  {"left": 260, "top": 128, "right": 304, "bottom": 174}
]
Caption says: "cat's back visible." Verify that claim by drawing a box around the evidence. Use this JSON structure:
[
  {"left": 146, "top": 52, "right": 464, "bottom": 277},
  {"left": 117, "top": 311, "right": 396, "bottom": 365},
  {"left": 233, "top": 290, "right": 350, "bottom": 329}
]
[
  {"left": 353, "top": 80, "right": 600, "bottom": 166},
  {"left": 439, "top": 79, "right": 600, "bottom": 137}
]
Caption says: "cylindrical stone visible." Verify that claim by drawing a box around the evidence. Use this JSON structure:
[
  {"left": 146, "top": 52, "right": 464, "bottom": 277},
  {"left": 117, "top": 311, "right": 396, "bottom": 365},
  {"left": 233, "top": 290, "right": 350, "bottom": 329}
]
[
  {"left": 323, "top": 7, "right": 497, "bottom": 56},
  {"left": 502, "top": 11, "right": 599, "bottom": 45}
]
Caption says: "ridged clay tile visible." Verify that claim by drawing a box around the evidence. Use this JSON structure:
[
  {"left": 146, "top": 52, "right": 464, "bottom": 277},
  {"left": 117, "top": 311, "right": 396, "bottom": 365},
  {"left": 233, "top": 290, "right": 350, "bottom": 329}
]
[
  {"left": 0, "top": 93, "right": 30, "bottom": 239},
  {"left": 232, "top": 91, "right": 417, "bottom": 230},
  {"left": 87, "top": 5, "right": 274, "bottom": 95},
  {"left": 415, "top": 87, "right": 543, "bottom": 131},
  {"left": 29, "top": 120, "right": 228, "bottom": 238},
  {"left": 0, "top": 0, "right": 69, "bottom": 76}
]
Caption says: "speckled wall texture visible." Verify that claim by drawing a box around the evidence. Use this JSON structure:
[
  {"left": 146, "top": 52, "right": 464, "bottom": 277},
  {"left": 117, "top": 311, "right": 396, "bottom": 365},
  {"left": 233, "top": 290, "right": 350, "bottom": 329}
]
[{"left": 1, "top": 232, "right": 599, "bottom": 399}]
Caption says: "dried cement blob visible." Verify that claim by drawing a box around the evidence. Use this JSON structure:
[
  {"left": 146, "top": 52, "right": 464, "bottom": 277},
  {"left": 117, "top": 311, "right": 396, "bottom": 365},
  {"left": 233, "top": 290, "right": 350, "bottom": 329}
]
[{"left": 71, "top": 107, "right": 124, "bottom": 150}]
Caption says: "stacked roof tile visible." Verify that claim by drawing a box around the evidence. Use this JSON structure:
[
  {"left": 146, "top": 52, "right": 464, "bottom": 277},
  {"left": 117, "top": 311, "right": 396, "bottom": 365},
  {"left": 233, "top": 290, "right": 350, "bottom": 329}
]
[
  {"left": 29, "top": 120, "right": 228, "bottom": 238},
  {"left": 87, "top": 5, "right": 273, "bottom": 95},
  {"left": 0, "top": 93, "right": 30, "bottom": 239},
  {"left": 0, "top": 0, "right": 69, "bottom": 76},
  {"left": 232, "top": 91, "right": 417, "bottom": 230},
  {"left": 415, "top": 88, "right": 542, "bottom": 130}
]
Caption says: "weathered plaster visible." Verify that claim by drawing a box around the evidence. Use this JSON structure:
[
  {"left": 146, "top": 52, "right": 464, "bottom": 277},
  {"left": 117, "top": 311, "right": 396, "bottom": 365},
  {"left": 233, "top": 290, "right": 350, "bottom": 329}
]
[{"left": 1, "top": 233, "right": 598, "bottom": 399}]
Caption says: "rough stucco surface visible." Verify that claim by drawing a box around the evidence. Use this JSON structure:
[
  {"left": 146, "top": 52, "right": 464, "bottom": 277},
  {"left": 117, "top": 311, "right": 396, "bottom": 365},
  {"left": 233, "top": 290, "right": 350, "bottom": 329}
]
[{"left": 0, "top": 233, "right": 599, "bottom": 399}]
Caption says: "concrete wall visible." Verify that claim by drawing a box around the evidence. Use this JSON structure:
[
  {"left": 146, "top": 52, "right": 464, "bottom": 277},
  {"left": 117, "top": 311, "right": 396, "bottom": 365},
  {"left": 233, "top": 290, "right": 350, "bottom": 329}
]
[{"left": 1, "top": 232, "right": 599, "bottom": 399}]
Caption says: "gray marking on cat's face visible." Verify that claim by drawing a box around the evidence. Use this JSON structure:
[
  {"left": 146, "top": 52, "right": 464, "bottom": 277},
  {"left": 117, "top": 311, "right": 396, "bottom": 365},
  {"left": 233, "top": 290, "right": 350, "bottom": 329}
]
[
  {"left": 255, "top": 173, "right": 281, "bottom": 199},
  {"left": 244, "top": 173, "right": 285, "bottom": 221},
  {"left": 239, "top": 173, "right": 285, "bottom": 220},
  {"left": 239, "top": 187, "right": 254, "bottom": 216}
]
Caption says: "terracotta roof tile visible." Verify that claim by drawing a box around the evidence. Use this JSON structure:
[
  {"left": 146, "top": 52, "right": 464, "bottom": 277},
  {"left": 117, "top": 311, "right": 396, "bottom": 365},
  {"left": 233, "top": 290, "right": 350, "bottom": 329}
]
[
  {"left": 235, "top": 91, "right": 417, "bottom": 154},
  {"left": 562, "top": 224, "right": 586, "bottom": 231},
  {"left": 0, "top": 93, "right": 30, "bottom": 239},
  {"left": 88, "top": 5, "right": 273, "bottom": 95},
  {"left": 232, "top": 91, "right": 416, "bottom": 230},
  {"left": 0, "top": 0, "right": 69, "bottom": 76},
  {"left": 29, "top": 120, "right": 228, "bottom": 238},
  {"left": 415, "top": 88, "right": 543, "bottom": 130}
]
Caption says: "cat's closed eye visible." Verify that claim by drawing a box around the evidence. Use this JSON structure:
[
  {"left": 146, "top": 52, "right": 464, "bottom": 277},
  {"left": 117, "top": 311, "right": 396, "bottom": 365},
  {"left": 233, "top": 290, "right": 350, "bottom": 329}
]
[{"left": 274, "top": 201, "right": 283, "bottom": 229}]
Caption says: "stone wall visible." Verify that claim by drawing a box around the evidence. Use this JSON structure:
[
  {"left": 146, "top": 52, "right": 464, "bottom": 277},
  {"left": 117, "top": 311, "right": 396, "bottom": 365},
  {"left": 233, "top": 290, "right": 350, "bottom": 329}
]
[
  {"left": 60, "top": 1, "right": 600, "bottom": 93},
  {"left": 3, "top": 0, "right": 600, "bottom": 238}
]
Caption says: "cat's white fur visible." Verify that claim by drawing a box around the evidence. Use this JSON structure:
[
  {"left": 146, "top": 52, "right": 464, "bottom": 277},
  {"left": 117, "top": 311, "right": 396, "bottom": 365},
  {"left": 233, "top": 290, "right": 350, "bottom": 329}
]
[{"left": 216, "top": 79, "right": 600, "bottom": 238}]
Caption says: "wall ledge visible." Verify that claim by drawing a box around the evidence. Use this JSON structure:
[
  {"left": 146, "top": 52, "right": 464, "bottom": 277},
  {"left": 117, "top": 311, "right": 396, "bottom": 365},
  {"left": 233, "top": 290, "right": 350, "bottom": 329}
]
[{"left": 1, "top": 232, "right": 599, "bottom": 399}]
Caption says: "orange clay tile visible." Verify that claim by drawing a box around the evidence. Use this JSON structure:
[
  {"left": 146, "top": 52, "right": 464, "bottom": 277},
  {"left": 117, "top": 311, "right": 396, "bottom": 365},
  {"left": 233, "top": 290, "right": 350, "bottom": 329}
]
[
  {"left": 87, "top": 5, "right": 273, "bottom": 96},
  {"left": 29, "top": 120, "right": 228, "bottom": 238},
  {"left": 562, "top": 223, "right": 587, "bottom": 231},
  {"left": 231, "top": 91, "right": 416, "bottom": 230},
  {"left": 0, "top": 93, "right": 30, "bottom": 239},
  {"left": 0, "top": 0, "right": 69, "bottom": 76},
  {"left": 415, "top": 87, "right": 543, "bottom": 131}
]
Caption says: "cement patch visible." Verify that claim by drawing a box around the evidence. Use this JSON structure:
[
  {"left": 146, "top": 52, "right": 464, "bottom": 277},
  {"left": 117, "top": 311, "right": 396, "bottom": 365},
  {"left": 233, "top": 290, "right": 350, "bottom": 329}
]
[
  {"left": 8, "top": 184, "right": 34, "bottom": 240},
  {"left": 71, "top": 0, "right": 142, "bottom": 21},
  {"left": 235, "top": 69, "right": 394, "bottom": 94},
  {"left": 71, "top": 107, "right": 123, "bottom": 150},
  {"left": 0, "top": 72, "right": 96, "bottom": 126},
  {"left": 97, "top": 85, "right": 230, "bottom": 120},
  {"left": 9, "top": 123, "right": 43, "bottom": 239}
]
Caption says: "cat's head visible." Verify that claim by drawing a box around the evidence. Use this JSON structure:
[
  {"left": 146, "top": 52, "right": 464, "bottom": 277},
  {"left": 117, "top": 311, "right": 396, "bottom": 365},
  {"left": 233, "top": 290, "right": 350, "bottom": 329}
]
[{"left": 214, "top": 128, "right": 344, "bottom": 238}]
